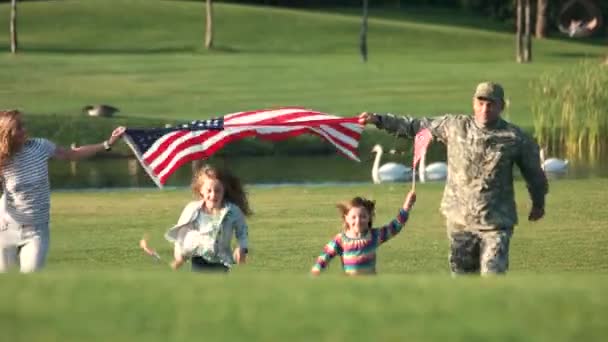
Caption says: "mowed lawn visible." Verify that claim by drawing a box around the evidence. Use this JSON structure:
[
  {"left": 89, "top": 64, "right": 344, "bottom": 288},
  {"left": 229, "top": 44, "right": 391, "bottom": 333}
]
[
  {"left": 0, "top": 0, "right": 606, "bottom": 126},
  {"left": 1, "top": 179, "right": 607, "bottom": 341},
  {"left": 1, "top": 1, "right": 608, "bottom": 340}
]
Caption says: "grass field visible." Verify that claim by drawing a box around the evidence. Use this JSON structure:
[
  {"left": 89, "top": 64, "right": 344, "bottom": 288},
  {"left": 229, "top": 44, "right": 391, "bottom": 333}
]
[
  {"left": 1, "top": 0, "right": 606, "bottom": 130},
  {"left": 2, "top": 179, "right": 608, "bottom": 341},
  {"left": 1, "top": 1, "right": 608, "bottom": 340}
]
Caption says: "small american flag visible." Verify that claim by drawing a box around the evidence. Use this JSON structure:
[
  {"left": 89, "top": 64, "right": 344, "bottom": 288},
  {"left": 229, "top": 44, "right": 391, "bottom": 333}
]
[
  {"left": 413, "top": 128, "right": 433, "bottom": 169},
  {"left": 123, "top": 107, "right": 363, "bottom": 187}
]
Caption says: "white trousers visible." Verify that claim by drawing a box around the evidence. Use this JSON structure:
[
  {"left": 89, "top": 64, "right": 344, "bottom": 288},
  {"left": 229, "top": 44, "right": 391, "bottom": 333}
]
[{"left": 0, "top": 221, "right": 50, "bottom": 273}]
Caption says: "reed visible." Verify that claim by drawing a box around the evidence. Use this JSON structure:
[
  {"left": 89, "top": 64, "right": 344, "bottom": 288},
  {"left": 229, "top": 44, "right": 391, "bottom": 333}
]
[{"left": 531, "top": 61, "right": 608, "bottom": 163}]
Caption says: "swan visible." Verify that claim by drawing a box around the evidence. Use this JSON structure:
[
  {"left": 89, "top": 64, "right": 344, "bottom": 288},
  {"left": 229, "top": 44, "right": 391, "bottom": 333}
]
[
  {"left": 418, "top": 151, "right": 447, "bottom": 183},
  {"left": 371, "top": 144, "right": 412, "bottom": 184},
  {"left": 540, "top": 148, "right": 569, "bottom": 173}
]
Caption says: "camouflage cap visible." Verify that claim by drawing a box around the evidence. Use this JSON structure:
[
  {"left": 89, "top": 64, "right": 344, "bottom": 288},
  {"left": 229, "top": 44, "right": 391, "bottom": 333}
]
[{"left": 473, "top": 82, "right": 504, "bottom": 103}]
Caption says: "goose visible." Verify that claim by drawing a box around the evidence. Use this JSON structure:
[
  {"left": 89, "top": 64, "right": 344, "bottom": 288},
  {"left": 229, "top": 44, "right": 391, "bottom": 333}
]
[
  {"left": 418, "top": 151, "right": 448, "bottom": 183},
  {"left": 82, "top": 104, "right": 119, "bottom": 118},
  {"left": 540, "top": 148, "right": 569, "bottom": 173},
  {"left": 371, "top": 144, "right": 412, "bottom": 184}
]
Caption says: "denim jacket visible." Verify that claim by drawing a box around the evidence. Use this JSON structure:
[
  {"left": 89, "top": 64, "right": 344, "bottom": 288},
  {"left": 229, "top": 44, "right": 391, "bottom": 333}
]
[{"left": 164, "top": 200, "right": 249, "bottom": 265}]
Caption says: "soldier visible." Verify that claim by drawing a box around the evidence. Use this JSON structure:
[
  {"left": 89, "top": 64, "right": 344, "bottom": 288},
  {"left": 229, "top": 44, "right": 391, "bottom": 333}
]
[{"left": 358, "top": 82, "right": 548, "bottom": 275}]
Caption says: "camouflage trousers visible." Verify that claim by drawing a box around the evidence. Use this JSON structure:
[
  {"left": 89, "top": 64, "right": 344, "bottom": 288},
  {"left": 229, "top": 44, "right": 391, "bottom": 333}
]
[{"left": 447, "top": 221, "right": 513, "bottom": 275}]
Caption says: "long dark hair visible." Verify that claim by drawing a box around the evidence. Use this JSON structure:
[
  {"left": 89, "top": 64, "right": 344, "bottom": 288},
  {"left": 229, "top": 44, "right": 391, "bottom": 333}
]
[{"left": 191, "top": 164, "right": 252, "bottom": 216}]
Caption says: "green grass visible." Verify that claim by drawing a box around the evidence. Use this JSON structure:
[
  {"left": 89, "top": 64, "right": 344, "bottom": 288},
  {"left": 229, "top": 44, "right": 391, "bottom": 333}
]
[
  {"left": 1, "top": 3, "right": 607, "bottom": 338},
  {"left": 1, "top": 0, "right": 606, "bottom": 128},
  {"left": 3, "top": 273, "right": 607, "bottom": 341},
  {"left": 2, "top": 179, "right": 608, "bottom": 340}
]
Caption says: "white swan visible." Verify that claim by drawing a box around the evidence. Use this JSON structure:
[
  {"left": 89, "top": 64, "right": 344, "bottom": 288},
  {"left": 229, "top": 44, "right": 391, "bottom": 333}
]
[
  {"left": 418, "top": 151, "right": 447, "bottom": 183},
  {"left": 371, "top": 144, "right": 412, "bottom": 184},
  {"left": 540, "top": 148, "right": 569, "bottom": 173}
]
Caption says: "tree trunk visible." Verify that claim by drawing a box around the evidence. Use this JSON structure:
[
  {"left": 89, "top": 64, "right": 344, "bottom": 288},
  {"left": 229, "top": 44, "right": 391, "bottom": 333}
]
[
  {"left": 360, "top": 0, "right": 369, "bottom": 62},
  {"left": 205, "top": 0, "right": 213, "bottom": 49},
  {"left": 10, "top": 0, "right": 18, "bottom": 54},
  {"left": 516, "top": 0, "right": 523, "bottom": 63},
  {"left": 535, "top": 0, "right": 547, "bottom": 38},
  {"left": 524, "top": 0, "right": 532, "bottom": 62}
]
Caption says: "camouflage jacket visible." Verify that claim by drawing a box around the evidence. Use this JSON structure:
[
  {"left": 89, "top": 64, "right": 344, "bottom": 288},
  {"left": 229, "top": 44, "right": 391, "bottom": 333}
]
[{"left": 375, "top": 113, "right": 548, "bottom": 230}]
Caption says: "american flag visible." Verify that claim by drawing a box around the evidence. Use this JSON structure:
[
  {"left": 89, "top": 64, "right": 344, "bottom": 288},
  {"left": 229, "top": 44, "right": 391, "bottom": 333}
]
[
  {"left": 122, "top": 107, "right": 363, "bottom": 187},
  {"left": 412, "top": 128, "right": 433, "bottom": 169}
]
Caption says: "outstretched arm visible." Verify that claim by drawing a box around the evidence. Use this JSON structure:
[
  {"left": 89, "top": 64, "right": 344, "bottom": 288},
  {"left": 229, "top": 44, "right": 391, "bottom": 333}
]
[
  {"left": 311, "top": 237, "right": 342, "bottom": 275},
  {"left": 358, "top": 112, "right": 451, "bottom": 142},
  {"left": 53, "top": 126, "right": 126, "bottom": 161},
  {"left": 375, "top": 190, "right": 416, "bottom": 244}
]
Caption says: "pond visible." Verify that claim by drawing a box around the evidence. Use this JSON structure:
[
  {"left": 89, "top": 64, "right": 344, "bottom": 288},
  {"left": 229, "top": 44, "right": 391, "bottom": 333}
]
[{"left": 48, "top": 150, "right": 608, "bottom": 190}]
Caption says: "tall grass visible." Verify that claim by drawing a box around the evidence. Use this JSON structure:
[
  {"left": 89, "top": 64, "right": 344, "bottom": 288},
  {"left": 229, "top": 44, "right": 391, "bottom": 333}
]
[{"left": 531, "top": 61, "right": 608, "bottom": 165}]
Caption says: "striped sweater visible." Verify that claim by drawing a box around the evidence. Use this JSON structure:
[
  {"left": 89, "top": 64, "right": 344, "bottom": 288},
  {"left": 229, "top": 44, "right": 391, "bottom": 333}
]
[{"left": 311, "top": 209, "right": 409, "bottom": 275}]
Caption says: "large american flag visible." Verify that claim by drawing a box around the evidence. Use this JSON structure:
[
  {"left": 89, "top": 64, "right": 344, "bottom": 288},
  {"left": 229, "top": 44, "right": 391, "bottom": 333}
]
[{"left": 122, "top": 107, "right": 363, "bottom": 187}]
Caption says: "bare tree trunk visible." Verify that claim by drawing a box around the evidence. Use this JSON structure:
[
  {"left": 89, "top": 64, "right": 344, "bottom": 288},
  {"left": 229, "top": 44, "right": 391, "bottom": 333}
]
[
  {"left": 10, "top": 0, "right": 18, "bottom": 54},
  {"left": 360, "top": 0, "right": 369, "bottom": 62},
  {"left": 205, "top": 0, "right": 213, "bottom": 49},
  {"left": 535, "top": 0, "right": 547, "bottom": 38},
  {"left": 516, "top": 0, "right": 523, "bottom": 62},
  {"left": 524, "top": 0, "right": 532, "bottom": 62}
]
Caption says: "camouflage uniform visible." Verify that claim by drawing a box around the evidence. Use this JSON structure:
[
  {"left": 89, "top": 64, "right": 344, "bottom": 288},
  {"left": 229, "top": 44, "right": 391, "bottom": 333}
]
[{"left": 374, "top": 104, "right": 548, "bottom": 275}]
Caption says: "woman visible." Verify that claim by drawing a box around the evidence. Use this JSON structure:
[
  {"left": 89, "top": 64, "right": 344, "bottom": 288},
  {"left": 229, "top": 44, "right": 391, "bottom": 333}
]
[{"left": 0, "top": 109, "right": 125, "bottom": 272}]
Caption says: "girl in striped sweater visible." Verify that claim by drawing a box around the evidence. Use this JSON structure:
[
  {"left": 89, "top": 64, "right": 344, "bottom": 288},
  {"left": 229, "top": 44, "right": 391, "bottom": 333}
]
[{"left": 311, "top": 190, "right": 416, "bottom": 275}]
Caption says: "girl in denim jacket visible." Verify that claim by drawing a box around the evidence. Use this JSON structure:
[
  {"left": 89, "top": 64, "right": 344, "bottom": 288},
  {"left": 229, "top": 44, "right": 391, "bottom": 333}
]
[{"left": 165, "top": 165, "right": 251, "bottom": 272}]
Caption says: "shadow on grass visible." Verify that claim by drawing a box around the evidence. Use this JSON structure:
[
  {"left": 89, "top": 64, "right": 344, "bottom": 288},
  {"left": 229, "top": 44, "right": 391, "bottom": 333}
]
[
  {"left": 318, "top": 6, "right": 513, "bottom": 34},
  {"left": 0, "top": 43, "right": 342, "bottom": 55},
  {"left": 550, "top": 34, "right": 608, "bottom": 47},
  {"left": 547, "top": 51, "right": 606, "bottom": 59},
  {"left": 0, "top": 44, "right": 242, "bottom": 55},
  {"left": 316, "top": 5, "right": 607, "bottom": 44}
]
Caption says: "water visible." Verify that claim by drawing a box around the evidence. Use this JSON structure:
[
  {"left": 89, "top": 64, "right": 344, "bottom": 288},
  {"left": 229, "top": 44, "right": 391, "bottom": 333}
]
[
  {"left": 48, "top": 151, "right": 608, "bottom": 189},
  {"left": 49, "top": 155, "right": 379, "bottom": 189}
]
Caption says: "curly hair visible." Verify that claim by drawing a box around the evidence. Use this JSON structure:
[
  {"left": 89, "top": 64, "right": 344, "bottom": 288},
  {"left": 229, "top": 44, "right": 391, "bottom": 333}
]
[
  {"left": 0, "top": 110, "right": 25, "bottom": 174},
  {"left": 336, "top": 196, "right": 376, "bottom": 233},
  {"left": 191, "top": 164, "right": 252, "bottom": 216}
]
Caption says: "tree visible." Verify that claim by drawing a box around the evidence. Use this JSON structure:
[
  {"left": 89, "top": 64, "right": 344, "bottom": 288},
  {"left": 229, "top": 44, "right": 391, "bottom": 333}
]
[
  {"left": 360, "top": 0, "right": 368, "bottom": 62},
  {"left": 536, "top": 0, "right": 548, "bottom": 38},
  {"left": 10, "top": 0, "right": 18, "bottom": 54},
  {"left": 516, "top": 0, "right": 523, "bottom": 62},
  {"left": 524, "top": 0, "right": 532, "bottom": 61},
  {"left": 205, "top": 0, "right": 214, "bottom": 49},
  {"left": 516, "top": 0, "right": 532, "bottom": 63}
]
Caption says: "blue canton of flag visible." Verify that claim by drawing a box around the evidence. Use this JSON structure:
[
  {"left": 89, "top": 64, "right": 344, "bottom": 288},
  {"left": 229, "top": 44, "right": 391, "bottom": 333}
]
[{"left": 125, "top": 118, "right": 224, "bottom": 153}]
